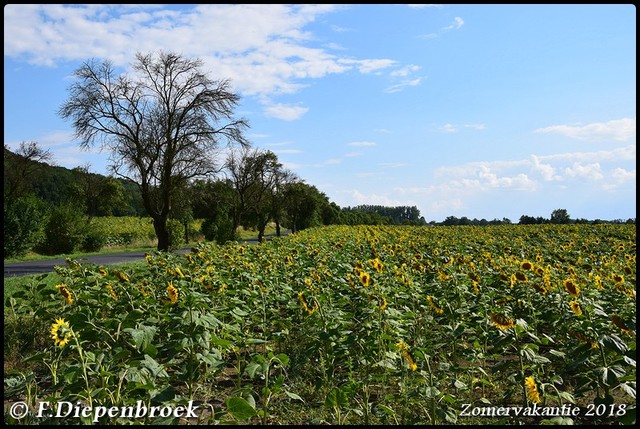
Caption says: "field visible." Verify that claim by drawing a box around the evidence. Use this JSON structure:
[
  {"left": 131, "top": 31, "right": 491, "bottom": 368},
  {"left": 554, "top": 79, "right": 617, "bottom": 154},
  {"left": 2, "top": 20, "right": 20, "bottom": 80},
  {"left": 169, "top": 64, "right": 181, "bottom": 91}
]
[{"left": 4, "top": 224, "right": 636, "bottom": 425}]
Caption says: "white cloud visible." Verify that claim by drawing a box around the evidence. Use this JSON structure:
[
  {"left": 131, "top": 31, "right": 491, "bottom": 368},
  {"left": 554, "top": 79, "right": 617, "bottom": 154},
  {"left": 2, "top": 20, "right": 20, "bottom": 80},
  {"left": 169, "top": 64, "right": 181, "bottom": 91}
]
[
  {"left": 604, "top": 168, "right": 636, "bottom": 190},
  {"left": 439, "top": 124, "right": 458, "bottom": 133},
  {"left": 348, "top": 190, "right": 407, "bottom": 207},
  {"left": 443, "top": 17, "right": 464, "bottom": 31},
  {"left": 534, "top": 118, "right": 636, "bottom": 142},
  {"left": 390, "top": 64, "right": 421, "bottom": 78},
  {"left": 384, "top": 77, "right": 422, "bottom": 94},
  {"left": 4, "top": 4, "right": 399, "bottom": 116},
  {"left": 530, "top": 155, "right": 561, "bottom": 181},
  {"left": 263, "top": 103, "right": 309, "bottom": 121},
  {"left": 563, "top": 163, "right": 604, "bottom": 181}
]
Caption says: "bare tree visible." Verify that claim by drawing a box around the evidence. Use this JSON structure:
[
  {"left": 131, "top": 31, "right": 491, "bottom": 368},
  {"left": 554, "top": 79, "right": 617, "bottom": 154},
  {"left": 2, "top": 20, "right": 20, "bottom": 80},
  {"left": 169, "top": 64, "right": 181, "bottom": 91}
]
[{"left": 59, "top": 51, "right": 249, "bottom": 250}]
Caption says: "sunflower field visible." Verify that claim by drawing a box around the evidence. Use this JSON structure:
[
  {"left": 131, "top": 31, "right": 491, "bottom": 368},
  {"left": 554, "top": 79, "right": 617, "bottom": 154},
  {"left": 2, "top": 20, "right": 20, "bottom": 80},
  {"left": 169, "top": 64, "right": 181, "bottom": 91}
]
[{"left": 4, "top": 224, "right": 636, "bottom": 425}]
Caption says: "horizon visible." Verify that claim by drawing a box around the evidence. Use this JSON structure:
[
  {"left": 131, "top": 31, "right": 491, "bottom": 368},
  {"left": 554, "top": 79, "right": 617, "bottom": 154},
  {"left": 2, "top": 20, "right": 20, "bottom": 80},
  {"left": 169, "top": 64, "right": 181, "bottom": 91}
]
[{"left": 4, "top": 4, "right": 636, "bottom": 223}]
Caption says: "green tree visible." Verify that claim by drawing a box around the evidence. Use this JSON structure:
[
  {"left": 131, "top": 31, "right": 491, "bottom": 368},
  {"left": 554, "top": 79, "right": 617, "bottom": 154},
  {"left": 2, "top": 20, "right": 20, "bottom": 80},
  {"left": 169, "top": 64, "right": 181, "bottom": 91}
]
[
  {"left": 4, "top": 141, "right": 53, "bottom": 200},
  {"left": 70, "top": 164, "right": 128, "bottom": 221},
  {"left": 281, "top": 182, "right": 328, "bottom": 233},
  {"left": 192, "top": 178, "right": 237, "bottom": 244},
  {"left": 550, "top": 208, "right": 571, "bottom": 224},
  {"left": 59, "top": 51, "right": 249, "bottom": 251}
]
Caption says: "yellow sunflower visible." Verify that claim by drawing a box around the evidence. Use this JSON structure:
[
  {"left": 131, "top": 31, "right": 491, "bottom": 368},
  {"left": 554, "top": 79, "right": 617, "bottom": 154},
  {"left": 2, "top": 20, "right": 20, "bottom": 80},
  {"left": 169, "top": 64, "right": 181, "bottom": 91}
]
[
  {"left": 524, "top": 376, "right": 541, "bottom": 404},
  {"left": 569, "top": 301, "right": 582, "bottom": 316},
  {"left": 51, "top": 318, "right": 73, "bottom": 348},
  {"left": 56, "top": 284, "right": 73, "bottom": 305},
  {"left": 563, "top": 279, "right": 580, "bottom": 297},
  {"left": 359, "top": 271, "right": 371, "bottom": 287},
  {"left": 167, "top": 283, "right": 179, "bottom": 304},
  {"left": 490, "top": 313, "right": 515, "bottom": 330}
]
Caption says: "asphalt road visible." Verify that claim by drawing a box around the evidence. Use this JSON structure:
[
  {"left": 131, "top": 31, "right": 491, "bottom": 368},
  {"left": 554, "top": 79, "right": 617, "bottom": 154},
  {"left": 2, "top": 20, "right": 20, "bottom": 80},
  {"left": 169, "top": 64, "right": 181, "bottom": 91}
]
[
  {"left": 3, "top": 249, "right": 188, "bottom": 278},
  {"left": 3, "top": 235, "right": 283, "bottom": 278}
]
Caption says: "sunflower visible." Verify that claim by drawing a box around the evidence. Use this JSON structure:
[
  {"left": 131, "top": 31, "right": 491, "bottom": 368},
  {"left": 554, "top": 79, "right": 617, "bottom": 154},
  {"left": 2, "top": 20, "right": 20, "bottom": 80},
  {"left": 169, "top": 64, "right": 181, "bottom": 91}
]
[
  {"left": 574, "top": 331, "right": 599, "bottom": 349},
  {"left": 569, "top": 301, "right": 582, "bottom": 316},
  {"left": 56, "top": 284, "right": 73, "bottom": 305},
  {"left": 359, "top": 271, "right": 371, "bottom": 287},
  {"left": 524, "top": 376, "right": 541, "bottom": 404},
  {"left": 298, "top": 291, "right": 319, "bottom": 315},
  {"left": 379, "top": 295, "right": 388, "bottom": 311},
  {"left": 167, "top": 283, "right": 179, "bottom": 304},
  {"left": 106, "top": 283, "right": 118, "bottom": 300},
  {"left": 611, "top": 315, "right": 632, "bottom": 334},
  {"left": 116, "top": 270, "right": 130, "bottom": 282},
  {"left": 175, "top": 266, "right": 185, "bottom": 278},
  {"left": 563, "top": 279, "right": 580, "bottom": 297},
  {"left": 520, "top": 260, "right": 533, "bottom": 271},
  {"left": 396, "top": 341, "right": 417, "bottom": 371},
  {"left": 51, "top": 318, "right": 73, "bottom": 348},
  {"left": 514, "top": 272, "right": 527, "bottom": 282},
  {"left": 490, "top": 313, "right": 515, "bottom": 330},
  {"left": 369, "top": 258, "right": 383, "bottom": 273},
  {"left": 612, "top": 274, "right": 624, "bottom": 283},
  {"left": 426, "top": 295, "right": 444, "bottom": 314}
]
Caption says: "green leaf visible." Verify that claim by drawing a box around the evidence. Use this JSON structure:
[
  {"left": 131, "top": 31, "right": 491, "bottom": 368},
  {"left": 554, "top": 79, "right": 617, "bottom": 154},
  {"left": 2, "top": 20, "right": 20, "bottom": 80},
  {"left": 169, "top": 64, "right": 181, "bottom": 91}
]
[
  {"left": 141, "top": 354, "right": 168, "bottom": 378},
  {"left": 285, "top": 391, "right": 305, "bottom": 402},
  {"left": 123, "top": 324, "right": 156, "bottom": 352},
  {"left": 274, "top": 353, "right": 289, "bottom": 367},
  {"left": 210, "top": 336, "right": 233, "bottom": 348},
  {"left": 245, "top": 362, "right": 262, "bottom": 379},
  {"left": 226, "top": 397, "right": 257, "bottom": 421},
  {"left": 196, "top": 352, "right": 224, "bottom": 369},
  {"left": 618, "top": 382, "right": 636, "bottom": 399}
]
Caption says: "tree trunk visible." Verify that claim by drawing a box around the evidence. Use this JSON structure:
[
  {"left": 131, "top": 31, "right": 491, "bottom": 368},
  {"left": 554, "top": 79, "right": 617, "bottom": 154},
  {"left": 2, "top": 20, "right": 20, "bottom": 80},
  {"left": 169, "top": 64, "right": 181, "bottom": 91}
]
[
  {"left": 257, "top": 217, "right": 267, "bottom": 243},
  {"left": 153, "top": 215, "right": 170, "bottom": 251}
]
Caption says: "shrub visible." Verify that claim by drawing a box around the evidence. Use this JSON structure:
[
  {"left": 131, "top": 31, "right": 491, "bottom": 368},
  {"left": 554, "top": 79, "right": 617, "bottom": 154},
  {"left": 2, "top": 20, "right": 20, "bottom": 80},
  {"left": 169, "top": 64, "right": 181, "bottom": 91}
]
[
  {"left": 36, "top": 203, "right": 85, "bottom": 255},
  {"left": 3, "top": 194, "right": 48, "bottom": 258},
  {"left": 80, "top": 222, "right": 107, "bottom": 252}
]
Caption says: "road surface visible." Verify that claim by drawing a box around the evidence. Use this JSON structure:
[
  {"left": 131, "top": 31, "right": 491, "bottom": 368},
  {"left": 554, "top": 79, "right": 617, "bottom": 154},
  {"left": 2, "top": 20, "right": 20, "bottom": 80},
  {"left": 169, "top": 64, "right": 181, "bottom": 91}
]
[
  {"left": 3, "top": 235, "right": 285, "bottom": 278},
  {"left": 3, "top": 249, "right": 189, "bottom": 278}
]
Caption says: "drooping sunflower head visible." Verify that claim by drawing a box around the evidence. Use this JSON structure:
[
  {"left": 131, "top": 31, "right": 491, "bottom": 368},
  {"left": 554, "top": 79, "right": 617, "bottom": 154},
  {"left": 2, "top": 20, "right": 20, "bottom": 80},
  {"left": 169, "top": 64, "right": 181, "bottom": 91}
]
[
  {"left": 611, "top": 315, "right": 632, "bottom": 334},
  {"left": 116, "top": 270, "right": 130, "bottom": 282},
  {"left": 514, "top": 272, "right": 527, "bottom": 282},
  {"left": 563, "top": 279, "right": 580, "bottom": 297},
  {"left": 359, "top": 271, "right": 371, "bottom": 287},
  {"left": 167, "top": 283, "right": 179, "bottom": 304},
  {"left": 612, "top": 274, "right": 624, "bottom": 283},
  {"left": 51, "top": 318, "right": 73, "bottom": 348},
  {"left": 56, "top": 284, "right": 73, "bottom": 305},
  {"left": 524, "top": 376, "right": 541, "bottom": 404},
  {"left": 569, "top": 300, "right": 582, "bottom": 316},
  {"left": 490, "top": 313, "right": 515, "bottom": 330}
]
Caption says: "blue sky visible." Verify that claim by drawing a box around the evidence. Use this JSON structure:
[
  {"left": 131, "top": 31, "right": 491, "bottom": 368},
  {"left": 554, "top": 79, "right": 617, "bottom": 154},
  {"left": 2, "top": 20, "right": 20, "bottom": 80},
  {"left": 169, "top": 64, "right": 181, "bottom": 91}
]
[{"left": 4, "top": 4, "right": 636, "bottom": 222}]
